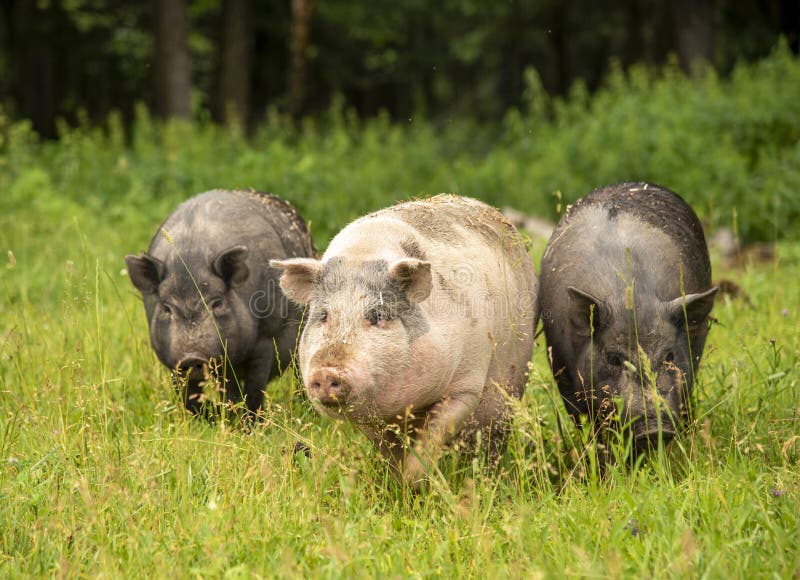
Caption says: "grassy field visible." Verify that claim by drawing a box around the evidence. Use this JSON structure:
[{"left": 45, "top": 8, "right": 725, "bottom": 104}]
[{"left": 1, "top": 179, "right": 798, "bottom": 577}]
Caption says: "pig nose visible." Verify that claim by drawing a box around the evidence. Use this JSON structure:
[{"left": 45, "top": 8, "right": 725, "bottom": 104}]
[
  {"left": 631, "top": 412, "right": 678, "bottom": 455},
  {"left": 633, "top": 426, "right": 677, "bottom": 455},
  {"left": 176, "top": 356, "right": 209, "bottom": 381},
  {"left": 307, "top": 367, "right": 350, "bottom": 406}
]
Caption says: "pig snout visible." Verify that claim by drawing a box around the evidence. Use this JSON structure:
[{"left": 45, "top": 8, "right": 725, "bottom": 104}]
[
  {"left": 626, "top": 376, "right": 682, "bottom": 453},
  {"left": 632, "top": 417, "right": 678, "bottom": 454},
  {"left": 307, "top": 367, "right": 351, "bottom": 406},
  {"left": 176, "top": 355, "right": 210, "bottom": 381}
]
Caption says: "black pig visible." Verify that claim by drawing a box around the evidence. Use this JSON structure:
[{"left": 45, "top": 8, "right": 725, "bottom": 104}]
[
  {"left": 540, "top": 182, "right": 717, "bottom": 454},
  {"left": 125, "top": 189, "right": 315, "bottom": 413}
]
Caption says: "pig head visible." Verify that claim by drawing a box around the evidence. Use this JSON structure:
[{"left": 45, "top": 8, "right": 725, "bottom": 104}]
[
  {"left": 125, "top": 246, "right": 259, "bottom": 411},
  {"left": 270, "top": 256, "right": 433, "bottom": 425},
  {"left": 560, "top": 282, "right": 717, "bottom": 453}
]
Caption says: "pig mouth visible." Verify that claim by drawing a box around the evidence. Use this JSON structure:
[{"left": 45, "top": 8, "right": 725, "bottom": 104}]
[
  {"left": 316, "top": 396, "right": 347, "bottom": 409},
  {"left": 313, "top": 394, "right": 360, "bottom": 417},
  {"left": 175, "top": 355, "right": 221, "bottom": 382},
  {"left": 631, "top": 422, "right": 677, "bottom": 455},
  {"left": 175, "top": 358, "right": 209, "bottom": 381}
]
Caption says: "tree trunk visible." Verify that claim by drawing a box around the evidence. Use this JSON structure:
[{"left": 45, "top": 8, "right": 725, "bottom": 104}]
[
  {"left": 622, "top": 0, "right": 643, "bottom": 68},
  {"left": 780, "top": 0, "right": 800, "bottom": 54},
  {"left": 288, "top": 0, "right": 314, "bottom": 118},
  {"left": 10, "top": 1, "right": 57, "bottom": 137},
  {"left": 218, "top": 0, "right": 252, "bottom": 127},
  {"left": 551, "top": 4, "right": 569, "bottom": 95},
  {"left": 670, "top": 0, "right": 715, "bottom": 71},
  {"left": 153, "top": 0, "right": 191, "bottom": 118}
]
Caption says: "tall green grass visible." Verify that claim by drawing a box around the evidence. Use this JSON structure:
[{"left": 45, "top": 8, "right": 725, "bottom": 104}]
[
  {"left": 1, "top": 211, "right": 797, "bottom": 576},
  {"left": 1, "top": 47, "right": 799, "bottom": 576}
]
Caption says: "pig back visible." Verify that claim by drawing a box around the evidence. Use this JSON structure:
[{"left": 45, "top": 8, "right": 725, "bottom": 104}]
[
  {"left": 380, "top": 195, "right": 539, "bottom": 398},
  {"left": 547, "top": 182, "right": 711, "bottom": 286},
  {"left": 542, "top": 182, "right": 711, "bottom": 301},
  {"left": 149, "top": 189, "right": 314, "bottom": 264}
]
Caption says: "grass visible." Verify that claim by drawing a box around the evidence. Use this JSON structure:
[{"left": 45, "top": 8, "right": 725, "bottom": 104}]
[{"left": 0, "top": 183, "right": 798, "bottom": 577}]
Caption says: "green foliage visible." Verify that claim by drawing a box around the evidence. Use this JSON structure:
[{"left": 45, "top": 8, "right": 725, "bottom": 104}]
[
  {"left": 4, "top": 0, "right": 790, "bottom": 130},
  {"left": 3, "top": 46, "right": 800, "bottom": 242},
  {"left": 495, "top": 42, "right": 800, "bottom": 241}
]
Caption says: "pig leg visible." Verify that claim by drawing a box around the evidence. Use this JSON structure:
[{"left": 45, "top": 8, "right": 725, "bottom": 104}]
[
  {"left": 238, "top": 354, "right": 275, "bottom": 413},
  {"left": 402, "top": 380, "right": 482, "bottom": 488},
  {"left": 222, "top": 372, "right": 245, "bottom": 408}
]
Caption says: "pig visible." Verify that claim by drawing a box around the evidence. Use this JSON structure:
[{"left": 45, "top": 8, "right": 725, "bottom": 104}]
[
  {"left": 539, "top": 182, "right": 718, "bottom": 455},
  {"left": 271, "top": 195, "right": 539, "bottom": 487},
  {"left": 125, "top": 189, "right": 315, "bottom": 414}
]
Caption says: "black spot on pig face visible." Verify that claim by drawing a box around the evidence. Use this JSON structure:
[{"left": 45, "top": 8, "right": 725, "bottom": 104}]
[
  {"left": 315, "top": 258, "right": 430, "bottom": 323},
  {"left": 328, "top": 260, "right": 427, "bottom": 337},
  {"left": 400, "top": 237, "right": 427, "bottom": 261}
]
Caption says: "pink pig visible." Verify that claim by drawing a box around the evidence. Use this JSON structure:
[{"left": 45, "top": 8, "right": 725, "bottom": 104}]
[{"left": 272, "top": 195, "right": 539, "bottom": 487}]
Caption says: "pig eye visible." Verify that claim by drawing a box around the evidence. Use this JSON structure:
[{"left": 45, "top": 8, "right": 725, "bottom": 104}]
[
  {"left": 606, "top": 352, "right": 623, "bottom": 367},
  {"left": 317, "top": 309, "right": 328, "bottom": 323},
  {"left": 160, "top": 303, "right": 173, "bottom": 317},
  {"left": 208, "top": 298, "right": 224, "bottom": 312},
  {"left": 366, "top": 309, "right": 388, "bottom": 326}
]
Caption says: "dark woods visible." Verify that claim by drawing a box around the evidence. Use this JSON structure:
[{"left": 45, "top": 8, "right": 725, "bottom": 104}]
[{"left": 0, "top": 0, "right": 798, "bottom": 138}]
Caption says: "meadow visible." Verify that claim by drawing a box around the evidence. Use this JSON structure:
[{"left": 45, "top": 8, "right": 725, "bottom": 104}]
[{"left": 1, "top": 47, "right": 799, "bottom": 577}]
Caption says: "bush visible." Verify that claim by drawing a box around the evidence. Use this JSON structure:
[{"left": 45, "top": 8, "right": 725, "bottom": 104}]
[
  {"left": 493, "top": 42, "right": 800, "bottom": 240},
  {"left": 2, "top": 42, "right": 799, "bottom": 243}
]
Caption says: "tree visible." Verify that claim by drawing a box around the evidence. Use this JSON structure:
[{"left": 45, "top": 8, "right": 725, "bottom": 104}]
[
  {"left": 779, "top": 0, "right": 799, "bottom": 53},
  {"left": 8, "top": 1, "right": 57, "bottom": 137},
  {"left": 153, "top": 0, "right": 191, "bottom": 118},
  {"left": 670, "top": 0, "right": 716, "bottom": 70},
  {"left": 217, "top": 0, "right": 253, "bottom": 127},
  {"left": 288, "top": 0, "right": 313, "bottom": 117},
  {"left": 0, "top": 0, "right": 795, "bottom": 131},
  {"left": 622, "top": 0, "right": 644, "bottom": 67}
]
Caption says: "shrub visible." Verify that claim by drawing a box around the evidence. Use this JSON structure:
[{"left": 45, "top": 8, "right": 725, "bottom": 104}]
[{"left": 2, "top": 42, "right": 798, "bottom": 243}]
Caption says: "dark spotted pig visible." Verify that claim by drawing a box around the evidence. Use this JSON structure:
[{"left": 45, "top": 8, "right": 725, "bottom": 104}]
[
  {"left": 272, "top": 195, "right": 539, "bottom": 487},
  {"left": 125, "top": 189, "right": 315, "bottom": 413},
  {"left": 540, "top": 182, "right": 717, "bottom": 453}
]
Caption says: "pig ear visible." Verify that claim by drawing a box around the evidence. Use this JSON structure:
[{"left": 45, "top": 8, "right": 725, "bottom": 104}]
[
  {"left": 125, "top": 253, "right": 165, "bottom": 294},
  {"left": 270, "top": 258, "right": 322, "bottom": 305},
  {"left": 567, "top": 286, "right": 608, "bottom": 338},
  {"left": 668, "top": 286, "right": 718, "bottom": 330},
  {"left": 213, "top": 246, "right": 250, "bottom": 288},
  {"left": 388, "top": 259, "right": 432, "bottom": 303}
]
